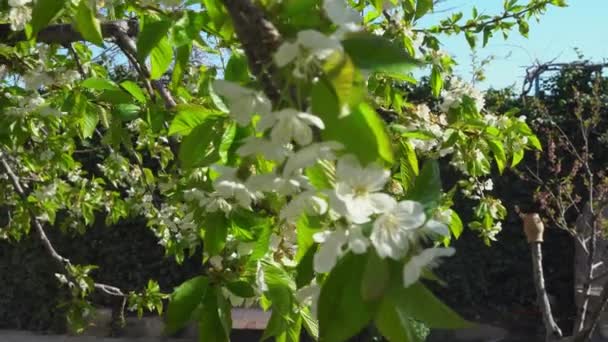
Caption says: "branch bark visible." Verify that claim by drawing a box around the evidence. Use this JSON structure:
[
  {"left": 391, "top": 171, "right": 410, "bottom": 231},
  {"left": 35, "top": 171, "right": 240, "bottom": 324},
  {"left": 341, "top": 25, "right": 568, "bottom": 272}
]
[
  {"left": 531, "top": 242, "right": 564, "bottom": 341},
  {"left": 0, "top": 20, "right": 138, "bottom": 46},
  {"left": 222, "top": 0, "right": 284, "bottom": 104}
]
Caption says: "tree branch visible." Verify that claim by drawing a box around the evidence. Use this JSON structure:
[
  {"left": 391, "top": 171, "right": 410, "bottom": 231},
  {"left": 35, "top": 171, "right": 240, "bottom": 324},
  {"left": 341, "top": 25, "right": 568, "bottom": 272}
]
[
  {"left": 0, "top": 151, "right": 125, "bottom": 299},
  {"left": 0, "top": 20, "right": 138, "bottom": 46},
  {"left": 222, "top": 0, "right": 284, "bottom": 104},
  {"left": 531, "top": 242, "right": 564, "bottom": 341}
]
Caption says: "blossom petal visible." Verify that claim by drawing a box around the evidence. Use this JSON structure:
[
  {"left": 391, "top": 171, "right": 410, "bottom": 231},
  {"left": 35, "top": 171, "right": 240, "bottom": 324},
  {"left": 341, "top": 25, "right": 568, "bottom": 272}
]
[{"left": 274, "top": 41, "right": 299, "bottom": 67}]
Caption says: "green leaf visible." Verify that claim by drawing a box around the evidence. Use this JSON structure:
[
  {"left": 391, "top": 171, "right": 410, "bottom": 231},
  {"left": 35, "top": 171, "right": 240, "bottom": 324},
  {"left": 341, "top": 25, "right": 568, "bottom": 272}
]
[
  {"left": 226, "top": 280, "right": 255, "bottom": 298},
  {"left": 408, "top": 160, "right": 441, "bottom": 206},
  {"left": 518, "top": 19, "right": 529, "bottom": 37},
  {"left": 225, "top": 52, "right": 250, "bottom": 83},
  {"left": 487, "top": 139, "right": 506, "bottom": 174},
  {"left": 465, "top": 31, "right": 476, "bottom": 49},
  {"left": 172, "top": 44, "right": 192, "bottom": 91},
  {"left": 203, "top": 211, "right": 228, "bottom": 256},
  {"left": 399, "top": 140, "right": 419, "bottom": 192},
  {"left": 450, "top": 211, "right": 464, "bottom": 239},
  {"left": 199, "top": 286, "right": 230, "bottom": 342},
  {"left": 137, "top": 19, "right": 173, "bottom": 61},
  {"left": 361, "top": 251, "right": 390, "bottom": 302},
  {"left": 415, "top": 0, "right": 434, "bottom": 19},
  {"left": 312, "top": 80, "right": 394, "bottom": 165},
  {"left": 402, "top": 130, "right": 436, "bottom": 140},
  {"left": 120, "top": 81, "right": 146, "bottom": 103},
  {"left": 81, "top": 77, "right": 120, "bottom": 91},
  {"left": 169, "top": 104, "right": 224, "bottom": 136},
  {"left": 528, "top": 135, "right": 542, "bottom": 150},
  {"left": 375, "top": 297, "right": 423, "bottom": 342},
  {"left": 296, "top": 246, "right": 316, "bottom": 289},
  {"left": 165, "top": 275, "right": 208, "bottom": 335},
  {"left": 318, "top": 253, "right": 375, "bottom": 342},
  {"left": 178, "top": 119, "right": 224, "bottom": 169},
  {"left": 150, "top": 37, "right": 174, "bottom": 80},
  {"left": 323, "top": 53, "right": 365, "bottom": 116},
  {"left": 301, "top": 307, "right": 319, "bottom": 340},
  {"left": 342, "top": 33, "right": 421, "bottom": 77},
  {"left": 305, "top": 161, "right": 334, "bottom": 190},
  {"left": 295, "top": 215, "right": 322, "bottom": 262},
  {"left": 512, "top": 148, "right": 524, "bottom": 167},
  {"left": 113, "top": 104, "right": 140, "bottom": 122},
  {"left": 30, "top": 0, "right": 64, "bottom": 38},
  {"left": 394, "top": 283, "right": 471, "bottom": 329},
  {"left": 431, "top": 66, "right": 443, "bottom": 97},
  {"left": 79, "top": 109, "right": 99, "bottom": 139},
  {"left": 74, "top": 0, "right": 104, "bottom": 47}
]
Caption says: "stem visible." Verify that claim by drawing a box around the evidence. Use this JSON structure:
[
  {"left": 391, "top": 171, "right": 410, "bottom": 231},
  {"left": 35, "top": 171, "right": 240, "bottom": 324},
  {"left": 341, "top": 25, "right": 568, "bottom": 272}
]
[{"left": 530, "top": 242, "right": 563, "bottom": 341}]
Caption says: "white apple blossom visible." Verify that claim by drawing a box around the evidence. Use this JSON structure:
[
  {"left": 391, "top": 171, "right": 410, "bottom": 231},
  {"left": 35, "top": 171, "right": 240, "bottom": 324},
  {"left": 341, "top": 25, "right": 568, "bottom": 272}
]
[
  {"left": 9, "top": 0, "right": 32, "bottom": 6},
  {"left": 212, "top": 165, "right": 258, "bottom": 209},
  {"left": 296, "top": 281, "right": 321, "bottom": 318},
  {"left": 246, "top": 172, "right": 309, "bottom": 197},
  {"left": 200, "top": 192, "right": 233, "bottom": 215},
  {"left": 312, "top": 224, "right": 370, "bottom": 273},
  {"left": 280, "top": 190, "right": 328, "bottom": 223},
  {"left": 256, "top": 262, "right": 269, "bottom": 293},
  {"left": 236, "top": 136, "right": 291, "bottom": 162},
  {"left": 8, "top": 0, "right": 31, "bottom": 31},
  {"left": 282, "top": 141, "right": 343, "bottom": 176},
  {"left": 208, "top": 255, "right": 223, "bottom": 270},
  {"left": 440, "top": 77, "right": 485, "bottom": 113},
  {"left": 212, "top": 80, "right": 271, "bottom": 126},
  {"left": 257, "top": 108, "right": 324, "bottom": 146},
  {"left": 347, "top": 224, "right": 370, "bottom": 254},
  {"left": 313, "top": 229, "right": 347, "bottom": 273},
  {"left": 274, "top": 30, "right": 343, "bottom": 77},
  {"left": 330, "top": 155, "right": 392, "bottom": 224},
  {"left": 370, "top": 199, "right": 426, "bottom": 259},
  {"left": 403, "top": 247, "right": 455, "bottom": 287},
  {"left": 23, "top": 69, "right": 53, "bottom": 90},
  {"left": 323, "top": 0, "right": 360, "bottom": 26}
]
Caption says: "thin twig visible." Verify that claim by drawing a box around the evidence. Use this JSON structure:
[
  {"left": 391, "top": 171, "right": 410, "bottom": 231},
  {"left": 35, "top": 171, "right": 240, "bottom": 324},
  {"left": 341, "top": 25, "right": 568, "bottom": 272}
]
[{"left": 0, "top": 150, "right": 125, "bottom": 299}]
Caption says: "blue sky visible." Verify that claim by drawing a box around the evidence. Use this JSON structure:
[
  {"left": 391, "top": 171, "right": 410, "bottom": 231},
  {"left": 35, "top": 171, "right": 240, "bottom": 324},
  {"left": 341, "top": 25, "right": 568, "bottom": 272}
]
[{"left": 421, "top": 0, "right": 607, "bottom": 90}]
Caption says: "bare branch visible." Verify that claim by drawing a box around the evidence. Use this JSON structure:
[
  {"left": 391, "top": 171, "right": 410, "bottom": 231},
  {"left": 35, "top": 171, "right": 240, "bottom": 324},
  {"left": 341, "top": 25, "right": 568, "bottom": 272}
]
[{"left": 0, "top": 150, "right": 126, "bottom": 299}]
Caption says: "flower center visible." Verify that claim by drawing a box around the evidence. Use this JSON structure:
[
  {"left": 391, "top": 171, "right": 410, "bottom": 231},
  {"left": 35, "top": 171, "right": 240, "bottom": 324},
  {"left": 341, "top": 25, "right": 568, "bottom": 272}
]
[{"left": 352, "top": 185, "right": 369, "bottom": 198}]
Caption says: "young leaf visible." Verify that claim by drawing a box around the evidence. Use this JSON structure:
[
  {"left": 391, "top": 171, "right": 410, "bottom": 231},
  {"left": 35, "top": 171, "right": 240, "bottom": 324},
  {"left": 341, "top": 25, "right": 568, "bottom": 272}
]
[
  {"left": 408, "top": 160, "right": 441, "bottom": 206},
  {"left": 487, "top": 139, "right": 507, "bottom": 174},
  {"left": 375, "top": 297, "right": 423, "bottom": 342},
  {"left": 178, "top": 119, "right": 225, "bottom": 168},
  {"left": 431, "top": 66, "right": 443, "bottom": 97},
  {"left": 74, "top": 0, "right": 104, "bottom": 47},
  {"left": 165, "top": 275, "right": 209, "bottom": 335},
  {"left": 136, "top": 19, "right": 173, "bottom": 61},
  {"left": 361, "top": 251, "right": 390, "bottom": 302},
  {"left": 30, "top": 0, "right": 64, "bottom": 38},
  {"left": 312, "top": 80, "right": 394, "bottom": 165},
  {"left": 150, "top": 37, "right": 174, "bottom": 80},
  {"left": 169, "top": 104, "right": 224, "bottom": 136},
  {"left": 225, "top": 52, "right": 250, "bottom": 83},
  {"left": 415, "top": 0, "right": 434, "bottom": 19},
  {"left": 317, "top": 253, "right": 375, "bottom": 342},
  {"left": 199, "top": 286, "right": 230, "bottom": 342},
  {"left": 203, "top": 211, "right": 228, "bottom": 256},
  {"left": 81, "top": 77, "right": 120, "bottom": 91},
  {"left": 342, "top": 33, "right": 421, "bottom": 77},
  {"left": 120, "top": 81, "right": 146, "bottom": 103},
  {"left": 393, "top": 283, "right": 471, "bottom": 329}
]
